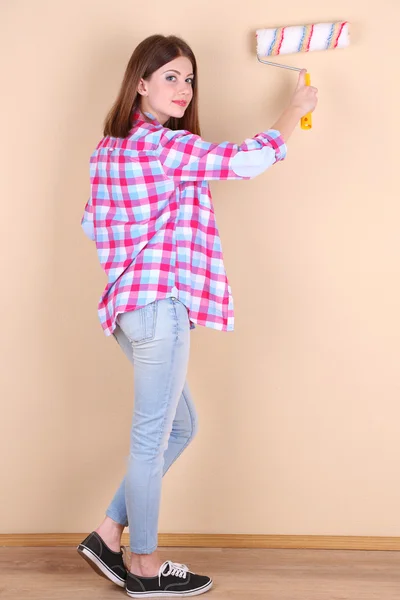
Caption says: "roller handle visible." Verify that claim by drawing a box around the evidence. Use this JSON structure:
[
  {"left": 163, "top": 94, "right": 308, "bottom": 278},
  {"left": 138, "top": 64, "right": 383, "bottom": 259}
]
[{"left": 300, "top": 72, "right": 312, "bottom": 130}]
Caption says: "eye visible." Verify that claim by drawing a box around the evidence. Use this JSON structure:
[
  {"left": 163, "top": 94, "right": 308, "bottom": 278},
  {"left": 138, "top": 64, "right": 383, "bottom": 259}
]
[{"left": 165, "top": 75, "right": 194, "bottom": 85}]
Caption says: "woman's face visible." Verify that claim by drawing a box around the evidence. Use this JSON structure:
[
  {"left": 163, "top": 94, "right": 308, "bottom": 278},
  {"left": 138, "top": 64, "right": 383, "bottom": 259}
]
[{"left": 138, "top": 55, "right": 194, "bottom": 125}]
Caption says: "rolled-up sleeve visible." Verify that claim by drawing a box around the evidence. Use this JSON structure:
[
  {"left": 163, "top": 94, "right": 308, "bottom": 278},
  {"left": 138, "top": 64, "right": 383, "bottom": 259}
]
[{"left": 157, "top": 128, "right": 287, "bottom": 182}]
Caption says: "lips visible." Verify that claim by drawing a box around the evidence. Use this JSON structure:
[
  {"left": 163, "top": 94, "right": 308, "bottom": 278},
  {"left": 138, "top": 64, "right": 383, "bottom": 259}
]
[{"left": 173, "top": 100, "right": 187, "bottom": 107}]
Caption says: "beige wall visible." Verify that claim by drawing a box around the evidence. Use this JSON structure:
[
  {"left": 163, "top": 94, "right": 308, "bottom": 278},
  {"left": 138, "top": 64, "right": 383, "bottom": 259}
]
[{"left": 2, "top": 0, "right": 399, "bottom": 537}]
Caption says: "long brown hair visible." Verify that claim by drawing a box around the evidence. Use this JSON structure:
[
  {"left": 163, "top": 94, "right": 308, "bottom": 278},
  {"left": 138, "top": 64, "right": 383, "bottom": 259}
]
[{"left": 103, "top": 35, "right": 201, "bottom": 138}]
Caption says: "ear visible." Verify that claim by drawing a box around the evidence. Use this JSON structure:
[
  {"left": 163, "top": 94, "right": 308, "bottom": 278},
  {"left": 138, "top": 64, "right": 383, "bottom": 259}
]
[{"left": 137, "top": 78, "right": 148, "bottom": 96}]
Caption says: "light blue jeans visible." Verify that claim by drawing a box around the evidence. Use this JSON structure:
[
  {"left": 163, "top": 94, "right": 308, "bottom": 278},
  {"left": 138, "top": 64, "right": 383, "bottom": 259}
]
[{"left": 105, "top": 297, "right": 198, "bottom": 554}]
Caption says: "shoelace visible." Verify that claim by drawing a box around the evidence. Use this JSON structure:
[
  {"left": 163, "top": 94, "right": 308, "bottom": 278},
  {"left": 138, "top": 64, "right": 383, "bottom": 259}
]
[
  {"left": 121, "top": 549, "right": 189, "bottom": 588},
  {"left": 159, "top": 560, "right": 189, "bottom": 587}
]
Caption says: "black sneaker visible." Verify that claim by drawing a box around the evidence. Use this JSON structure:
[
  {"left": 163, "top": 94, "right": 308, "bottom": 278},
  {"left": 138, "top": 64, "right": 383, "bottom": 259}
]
[
  {"left": 126, "top": 560, "right": 213, "bottom": 597},
  {"left": 77, "top": 531, "right": 128, "bottom": 588}
]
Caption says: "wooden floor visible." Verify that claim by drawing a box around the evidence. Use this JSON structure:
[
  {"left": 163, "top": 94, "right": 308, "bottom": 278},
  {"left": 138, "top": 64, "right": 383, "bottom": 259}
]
[{"left": 1, "top": 546, "right": 400, "bottom": 599}]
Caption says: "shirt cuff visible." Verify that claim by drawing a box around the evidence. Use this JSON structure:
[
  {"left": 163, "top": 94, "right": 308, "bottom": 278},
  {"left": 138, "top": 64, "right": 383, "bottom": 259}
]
[{"left": 260, "top": 129, "right": 288, "bottom": 162}]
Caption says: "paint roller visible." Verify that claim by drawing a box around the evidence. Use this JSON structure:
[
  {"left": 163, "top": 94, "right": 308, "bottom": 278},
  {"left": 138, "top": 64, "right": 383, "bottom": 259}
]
[{"left": 256, "top": 21, "right": 350, "bottom": 130}]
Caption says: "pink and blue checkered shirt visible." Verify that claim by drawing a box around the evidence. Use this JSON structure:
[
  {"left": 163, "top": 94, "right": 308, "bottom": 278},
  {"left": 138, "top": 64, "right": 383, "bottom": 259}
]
[{"left": 81, "top": 109, "right": 287, "bottom": 336}]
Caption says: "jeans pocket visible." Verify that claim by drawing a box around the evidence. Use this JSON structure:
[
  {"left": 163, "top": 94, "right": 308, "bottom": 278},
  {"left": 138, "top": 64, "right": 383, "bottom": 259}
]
[{"left": 117, "top": 302, "right": 158, "bottom": 345}]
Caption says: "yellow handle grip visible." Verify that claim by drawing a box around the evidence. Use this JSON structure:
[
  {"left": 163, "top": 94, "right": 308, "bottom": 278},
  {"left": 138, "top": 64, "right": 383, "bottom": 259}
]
[{"left": 300, "top": 72, "right": 312, "bottom": 130}]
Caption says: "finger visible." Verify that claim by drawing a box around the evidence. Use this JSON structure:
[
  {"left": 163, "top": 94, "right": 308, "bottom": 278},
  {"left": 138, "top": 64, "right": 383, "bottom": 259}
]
[{"left": 296, "top": 69, "right": 307, "bottom": 89}]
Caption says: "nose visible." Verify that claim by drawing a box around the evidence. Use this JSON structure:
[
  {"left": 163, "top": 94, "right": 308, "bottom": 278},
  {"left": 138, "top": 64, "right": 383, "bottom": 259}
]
[{"left": 179, "top": 82, "right": 192, "bottom": 96}]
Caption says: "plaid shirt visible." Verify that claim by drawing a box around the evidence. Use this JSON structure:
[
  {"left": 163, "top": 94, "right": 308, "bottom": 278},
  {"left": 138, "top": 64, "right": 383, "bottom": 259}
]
[{"left": 82, "top": 109, "right": 287, "bottom": 336}]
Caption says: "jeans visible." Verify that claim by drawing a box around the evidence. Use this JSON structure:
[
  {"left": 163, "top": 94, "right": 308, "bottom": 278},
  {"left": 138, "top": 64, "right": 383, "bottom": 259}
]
[{"left": 105, "top": 297, "right": 198, "bottom": 553}]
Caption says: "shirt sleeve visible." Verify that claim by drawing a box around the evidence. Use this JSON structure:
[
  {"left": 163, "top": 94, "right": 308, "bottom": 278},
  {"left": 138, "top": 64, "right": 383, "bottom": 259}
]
[
  {"left": 156, "top": 128, "right": 287, "bottom": 182},
  {"left": 81, "top": 197, "right": 95, "bottom": 241}
]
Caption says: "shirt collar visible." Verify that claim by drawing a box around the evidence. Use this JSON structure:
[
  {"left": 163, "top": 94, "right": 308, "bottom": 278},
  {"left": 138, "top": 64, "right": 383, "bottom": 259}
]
[{"left": 132, "top": 108, "right": 160, "bottom": 126}]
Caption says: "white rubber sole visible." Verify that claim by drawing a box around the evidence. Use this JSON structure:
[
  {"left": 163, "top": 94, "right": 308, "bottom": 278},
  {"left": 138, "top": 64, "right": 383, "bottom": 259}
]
[
  {"left": 126, "top": 579, "right": 213, "bottom": 597},
  {"left": 77, "top": 545, "right": 126, "bottom": 588}
]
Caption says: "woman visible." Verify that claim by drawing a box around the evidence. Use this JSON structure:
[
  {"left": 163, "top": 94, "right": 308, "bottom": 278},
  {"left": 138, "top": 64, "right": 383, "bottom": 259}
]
[{"left": 77, "top": 34, "right": 318, "bottom": 598}]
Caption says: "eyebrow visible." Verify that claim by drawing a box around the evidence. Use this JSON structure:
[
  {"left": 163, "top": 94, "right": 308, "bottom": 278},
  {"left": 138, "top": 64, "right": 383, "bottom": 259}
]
[{"left": 163, "top": 69, "right": 194, "bottom": 77}]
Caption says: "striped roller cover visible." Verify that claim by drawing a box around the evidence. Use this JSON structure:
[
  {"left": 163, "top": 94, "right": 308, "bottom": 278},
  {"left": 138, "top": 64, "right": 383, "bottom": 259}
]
[{"left": 256, "top": 21, "right": 350, "bottom": 57}]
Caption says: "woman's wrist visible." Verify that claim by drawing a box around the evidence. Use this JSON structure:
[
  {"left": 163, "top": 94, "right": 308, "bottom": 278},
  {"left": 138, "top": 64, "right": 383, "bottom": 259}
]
[{"left": 271, "top": 105, "right": 304, "bottom": 143}]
